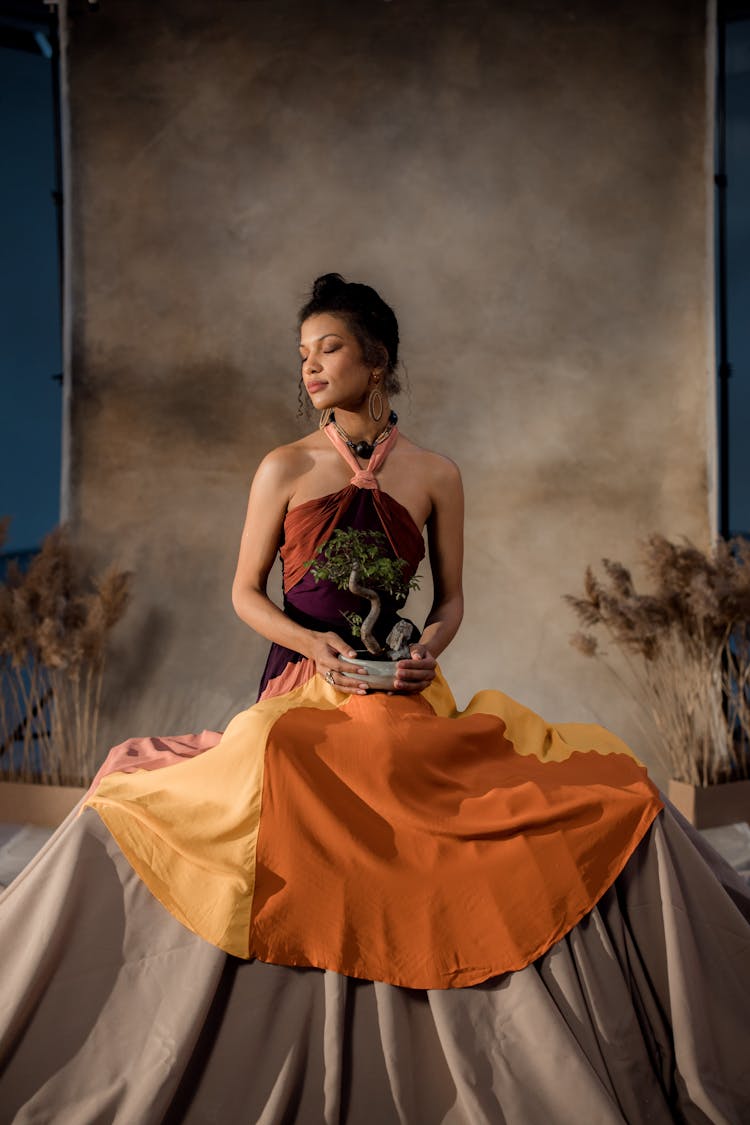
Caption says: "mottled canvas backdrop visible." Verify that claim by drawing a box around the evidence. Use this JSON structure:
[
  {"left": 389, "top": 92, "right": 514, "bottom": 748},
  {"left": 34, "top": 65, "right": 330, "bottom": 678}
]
[{"left": 61, "top": 0, "right": 716, "bottom": 786}]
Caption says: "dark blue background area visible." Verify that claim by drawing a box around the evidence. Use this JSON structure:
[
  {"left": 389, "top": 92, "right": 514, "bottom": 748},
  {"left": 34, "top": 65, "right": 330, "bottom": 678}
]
[
  {"left": 0, "top": 43, "right": 62, "bottom": 555},
  {"left": 724, "top": 20, "right": 750, "bottom": 536}
]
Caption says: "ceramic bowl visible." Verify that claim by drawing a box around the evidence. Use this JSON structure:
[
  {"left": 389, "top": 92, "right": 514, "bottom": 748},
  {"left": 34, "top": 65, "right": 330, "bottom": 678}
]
[{"left": 337, "top": 653, "right": 401, "bottom": 690}]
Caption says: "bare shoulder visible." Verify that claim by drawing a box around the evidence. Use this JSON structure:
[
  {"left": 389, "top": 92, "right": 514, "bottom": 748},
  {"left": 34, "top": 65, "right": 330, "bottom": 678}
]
[
  {"left": 395, "top": 434, "right": 463, "bottom": 492},
  {"left": 254, "top": 432, "right": 322, "bottom": 481}
]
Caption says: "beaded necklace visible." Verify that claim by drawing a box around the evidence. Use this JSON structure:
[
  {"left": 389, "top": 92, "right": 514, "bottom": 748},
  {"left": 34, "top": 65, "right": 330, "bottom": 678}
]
[{"left": 330, "top": 410, "right": 398, "bottom": 460}]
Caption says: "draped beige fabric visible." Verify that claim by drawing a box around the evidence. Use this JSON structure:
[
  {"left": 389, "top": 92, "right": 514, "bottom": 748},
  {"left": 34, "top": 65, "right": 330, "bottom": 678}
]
[{"left": 1, "top": 800, "right": 748, "bottom": 1124}]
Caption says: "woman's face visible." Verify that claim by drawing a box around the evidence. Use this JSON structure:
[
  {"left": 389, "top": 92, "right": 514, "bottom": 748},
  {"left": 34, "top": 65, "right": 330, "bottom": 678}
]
[{"left": 299, "top": 313, "right": 375, "bottom": 413}]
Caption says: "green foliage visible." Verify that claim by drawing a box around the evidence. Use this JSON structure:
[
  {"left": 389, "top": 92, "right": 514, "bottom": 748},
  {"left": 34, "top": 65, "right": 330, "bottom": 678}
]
[
  {"left": 306, "top": 528, "right": 420, "bottom": 600},
  {"left": 342, "top": 611, "right": 364, "bottom": 637}
]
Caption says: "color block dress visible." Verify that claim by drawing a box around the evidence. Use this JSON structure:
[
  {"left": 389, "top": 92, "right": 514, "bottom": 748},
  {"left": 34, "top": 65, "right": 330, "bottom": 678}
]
[{"left": 1, "top": 425, "right": 749, "bottom": 1124}]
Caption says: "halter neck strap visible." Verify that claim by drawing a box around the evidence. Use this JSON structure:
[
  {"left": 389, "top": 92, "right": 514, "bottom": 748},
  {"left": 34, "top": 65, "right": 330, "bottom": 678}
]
[{"left": 323, "top": 422, "right": 398, "bottom": 490}]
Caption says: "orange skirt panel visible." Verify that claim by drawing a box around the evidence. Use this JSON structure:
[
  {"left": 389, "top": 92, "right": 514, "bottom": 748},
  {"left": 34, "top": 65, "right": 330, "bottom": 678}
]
[{"left": 250, "top": 690, "right": 662, "bottom": 988}]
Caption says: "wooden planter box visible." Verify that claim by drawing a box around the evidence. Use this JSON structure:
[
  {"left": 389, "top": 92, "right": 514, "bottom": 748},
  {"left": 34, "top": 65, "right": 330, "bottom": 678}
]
[
  {"left": 668, "top": 778, "right": 750, "bottom": 830},
  {"left": 0, "top": 781, "right": 87, "bottom": 828}
]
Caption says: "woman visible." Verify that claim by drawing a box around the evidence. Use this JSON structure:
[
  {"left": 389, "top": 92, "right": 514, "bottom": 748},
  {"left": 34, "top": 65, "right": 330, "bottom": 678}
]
[
  {"left": 234, "top": 273, "right": 461, "bottom": 703},
  {"left": 0, "top": 274, "right": 749, "bottom": 1124}
]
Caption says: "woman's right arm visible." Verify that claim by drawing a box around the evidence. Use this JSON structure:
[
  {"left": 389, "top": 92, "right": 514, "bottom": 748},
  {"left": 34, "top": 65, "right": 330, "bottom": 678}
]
[{"left": 231, "top": 448, "right": 367, "bottom": 692}]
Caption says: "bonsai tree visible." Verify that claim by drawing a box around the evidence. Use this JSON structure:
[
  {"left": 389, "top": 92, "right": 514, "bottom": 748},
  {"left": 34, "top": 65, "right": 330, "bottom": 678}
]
[{"left": 307, "top": 528, "right": 420, "bottom": 659}]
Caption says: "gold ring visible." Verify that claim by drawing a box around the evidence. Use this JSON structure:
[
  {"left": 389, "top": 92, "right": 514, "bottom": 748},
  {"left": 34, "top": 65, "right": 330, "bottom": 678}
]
[{"left": 324, "top": 669, "right": 336, "bottom": 685}]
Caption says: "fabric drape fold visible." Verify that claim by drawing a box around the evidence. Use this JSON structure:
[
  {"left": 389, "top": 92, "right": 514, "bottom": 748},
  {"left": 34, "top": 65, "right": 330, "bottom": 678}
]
[{"left": 1, "top": 801, "right": 747, "bottom": 1123}]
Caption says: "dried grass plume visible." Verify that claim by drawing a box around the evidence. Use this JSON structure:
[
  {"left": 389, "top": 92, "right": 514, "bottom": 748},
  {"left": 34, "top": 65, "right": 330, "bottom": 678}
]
[
  {"left": 565, "top": 534, "right": 750, "bottom": 786},
  {"left": 0, "top": 520, "right": 133, "bottom": 785}
]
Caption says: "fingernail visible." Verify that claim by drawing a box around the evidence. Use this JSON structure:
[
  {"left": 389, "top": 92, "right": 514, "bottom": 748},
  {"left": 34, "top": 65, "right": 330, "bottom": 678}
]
[{"left": 348, "top": 650, "right": 357, "bottom": 657}]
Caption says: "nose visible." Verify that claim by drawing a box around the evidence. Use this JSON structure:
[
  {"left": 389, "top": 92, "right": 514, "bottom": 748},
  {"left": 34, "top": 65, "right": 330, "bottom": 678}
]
[{"left": 302, "top": 354, "right": 322, "bottom": 376}]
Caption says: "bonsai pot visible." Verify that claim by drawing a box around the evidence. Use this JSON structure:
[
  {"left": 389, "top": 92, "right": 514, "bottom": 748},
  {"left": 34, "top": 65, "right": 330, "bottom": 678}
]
[{"left": 337, "top": 653, "right": 402, "bottom": 691}]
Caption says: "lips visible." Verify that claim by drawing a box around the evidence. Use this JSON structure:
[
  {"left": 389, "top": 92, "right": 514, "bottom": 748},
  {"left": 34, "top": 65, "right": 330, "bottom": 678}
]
[{"left": 306, "top": 381, "right": 328, "bottom": 393}]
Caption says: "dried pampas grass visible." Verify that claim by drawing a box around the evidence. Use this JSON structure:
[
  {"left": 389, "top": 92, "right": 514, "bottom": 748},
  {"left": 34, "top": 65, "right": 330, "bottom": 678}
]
[
  {"left": 565, "top": 534, "right": 750, "bottom": 787},
  {"left": 0, "top": 520, "right": 132, "bottom": 786}
]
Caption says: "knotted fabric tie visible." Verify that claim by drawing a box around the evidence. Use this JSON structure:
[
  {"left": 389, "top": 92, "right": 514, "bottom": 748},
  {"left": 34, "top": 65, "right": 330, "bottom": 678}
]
[
  {"left": 323, "top": 423, "right": 399, "bottom": 489},
  {"left": 350, "top": 468, "right": 379, "bottom": 489}
]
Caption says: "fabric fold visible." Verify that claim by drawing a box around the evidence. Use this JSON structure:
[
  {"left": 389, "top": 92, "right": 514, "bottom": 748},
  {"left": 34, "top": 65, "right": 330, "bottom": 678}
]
[{"left": 1, "top": 800, "right": 748, "bottom": 1122}]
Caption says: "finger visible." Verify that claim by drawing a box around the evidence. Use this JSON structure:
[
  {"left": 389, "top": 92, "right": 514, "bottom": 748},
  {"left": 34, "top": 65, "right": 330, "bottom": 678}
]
[
  {"left": 394, "top": 677, "right": 434, "bottom": 693},
  {"left": 394, "top": 665, "right": 436, "bottom": 684},
  {"left": 329, "top": 642, "right": 363, "bottom": 671},
  {"left": 395, "top": 665, "right": 434, "bottom": 681},
  {"left": 394, "top": 679, "right": 432, "bottom": 693},
  {"left": 326, "top": 633, "right": 358, "bottom": 659},
  {"left": 333, "top": 659, "right": 368, "bottom": 676},
  {"left": 321, "top": 669, "right": 368, "bottom": 696}
]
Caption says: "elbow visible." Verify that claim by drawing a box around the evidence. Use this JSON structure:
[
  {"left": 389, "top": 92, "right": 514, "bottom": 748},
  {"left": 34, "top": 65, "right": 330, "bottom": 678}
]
[
  {"left": 231, "top": 588, "right": 243, "bottom": 621},
  {"left": 430, "top": 590, "right": 464, "bottom": 627},
  {"left": 441, "top": 590, "right": 464, "bottom": 633},
  {"left": 231, "top": 581, "right": 250, "bottom": 620},
  {"left": 231, "top": 580, "right": 244, "bottom": 616},
  {"left": 232, "top": 579, "right": 264, "bottom": 623}
]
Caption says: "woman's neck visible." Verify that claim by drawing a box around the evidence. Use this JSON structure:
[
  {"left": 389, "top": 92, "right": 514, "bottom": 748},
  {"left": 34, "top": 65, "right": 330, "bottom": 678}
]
[{"left": 329, "top": 404, "right": 391, "bottom": 445}]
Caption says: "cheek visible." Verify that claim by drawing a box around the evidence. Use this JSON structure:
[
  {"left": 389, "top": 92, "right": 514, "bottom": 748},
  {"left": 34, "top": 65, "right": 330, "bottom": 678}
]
[{"left": 331, "top": 353, "right": 355, "bottom": 378}]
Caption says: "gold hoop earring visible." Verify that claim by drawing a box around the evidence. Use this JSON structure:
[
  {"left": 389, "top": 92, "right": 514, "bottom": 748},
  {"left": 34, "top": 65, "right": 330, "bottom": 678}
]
[
  {"left": 319, "top": 407, "right": 333, "bottom": 429},
  {"left": 368, "top": 387, "right": 384, "bottom": 423}
]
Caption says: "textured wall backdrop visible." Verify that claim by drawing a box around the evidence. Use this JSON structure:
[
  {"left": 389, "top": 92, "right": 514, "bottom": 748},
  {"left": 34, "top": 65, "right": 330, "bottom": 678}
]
[{"left": 60, "top": 0, "right": 716, "bottom": 785}]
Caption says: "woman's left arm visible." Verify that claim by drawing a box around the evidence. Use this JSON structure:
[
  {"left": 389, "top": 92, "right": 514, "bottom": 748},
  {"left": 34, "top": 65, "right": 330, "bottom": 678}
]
[{"left": 394, "top": 456, "right": 464, "bottom": 692}]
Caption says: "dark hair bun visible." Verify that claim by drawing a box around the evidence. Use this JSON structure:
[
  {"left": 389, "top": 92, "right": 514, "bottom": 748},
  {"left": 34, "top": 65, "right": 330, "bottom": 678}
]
[{"left": 311, "top": 273, "right": 347, "bottom": 301}]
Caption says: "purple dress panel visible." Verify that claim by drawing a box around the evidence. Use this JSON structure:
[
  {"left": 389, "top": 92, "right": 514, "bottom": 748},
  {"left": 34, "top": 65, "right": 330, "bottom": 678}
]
[{"left": 256, "top": 488, "right": 419, "bottom": 699}]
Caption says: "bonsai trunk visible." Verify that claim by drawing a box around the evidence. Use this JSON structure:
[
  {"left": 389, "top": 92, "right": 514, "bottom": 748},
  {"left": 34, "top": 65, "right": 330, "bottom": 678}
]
[
  {"left": 348, "top": 562, "right": 383, "bottom": 655},
  {"left": 347, "top": 563, "right": 415, "bottom": 660}
]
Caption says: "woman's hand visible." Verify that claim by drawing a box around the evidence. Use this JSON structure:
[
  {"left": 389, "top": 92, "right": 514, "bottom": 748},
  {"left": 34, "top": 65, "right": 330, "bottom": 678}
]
[
  {"left": 308, "top": 631, "right": 370, "bottom": 696},
  {"left": 393, "top": 644, "right": 437, "bottom": 693}
]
